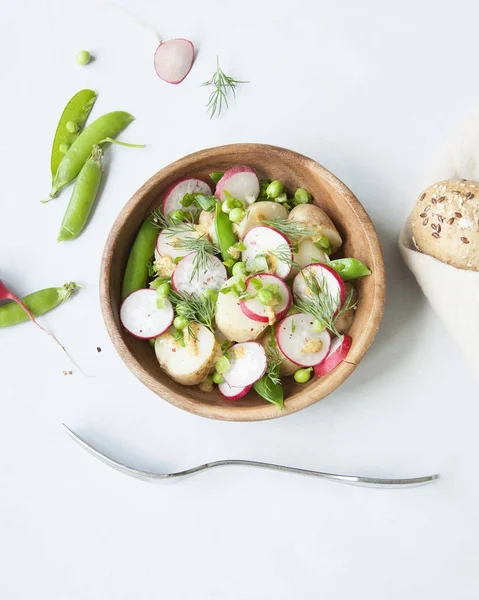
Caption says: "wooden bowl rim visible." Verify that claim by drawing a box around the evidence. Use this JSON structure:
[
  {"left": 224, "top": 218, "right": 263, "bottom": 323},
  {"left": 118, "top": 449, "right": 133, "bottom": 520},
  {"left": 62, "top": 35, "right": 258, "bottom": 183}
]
[{"left": 100, "top": 143, "right": 385, "bottom": 421}]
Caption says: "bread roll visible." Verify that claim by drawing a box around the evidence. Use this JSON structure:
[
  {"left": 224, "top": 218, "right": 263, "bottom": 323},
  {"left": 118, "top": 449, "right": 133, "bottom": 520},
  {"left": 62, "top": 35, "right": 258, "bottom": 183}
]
[{"left": 411, "top": 179, "right": 479, "bottom": 271}]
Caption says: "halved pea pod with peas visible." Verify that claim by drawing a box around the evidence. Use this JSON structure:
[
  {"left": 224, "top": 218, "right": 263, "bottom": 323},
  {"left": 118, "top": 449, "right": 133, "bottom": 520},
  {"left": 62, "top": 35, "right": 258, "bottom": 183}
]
[{"left": 50, "top": 89, "right": 97, "bottom": 181}]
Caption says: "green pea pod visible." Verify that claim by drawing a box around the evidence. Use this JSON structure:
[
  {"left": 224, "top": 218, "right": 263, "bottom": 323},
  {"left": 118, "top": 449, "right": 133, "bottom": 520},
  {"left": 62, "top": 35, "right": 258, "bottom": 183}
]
[
  {"left": 0, "top": 283, "right": 78, "bottom": 327},
  {"left": 215, "top": 203, "right": 238, "bottom": 261},
  {"left": 51, "top": 89, "right": 97, "bottom": 181},
  {"left": 329, "top": 258, "right": 371, "bottom": 281},
  {"left": 121, "top": 217, "right": 158, "bottom": 300},
  {"left": 50, "top": 110, "right": 134, "bottom": 198},
  {"left": 57, "top": 146, "right": 103, "bottom": 242},
  {"left": 254, "top": 376, "right": 284, "bottom": 409}
]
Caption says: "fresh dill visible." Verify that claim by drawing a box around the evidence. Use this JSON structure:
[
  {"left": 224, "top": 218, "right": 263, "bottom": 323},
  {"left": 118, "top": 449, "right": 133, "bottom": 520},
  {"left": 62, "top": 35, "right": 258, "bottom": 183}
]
[
  {"left": 202, "top": 57, "right": 249, "bottom": 119},
  {"left": 168, "top": 290, "right": 216, "bottom": 338},
  {"left": 150, "top": 209, "right": 196, "bottom": 237},
  {"left": 270, "top": 244, "right": 299, "bottom": 270},
  {"left": 176, "top": 235, "right": 220, "bottom": 281},
  {"left": 262, "top": 219, "right": 318, "bottom": 245},
  {"left": 263, "top": 332, "right": 284, "bottom": 386},
  {"left": 294, "top": 271, "right": 356, "bottom": 337}
]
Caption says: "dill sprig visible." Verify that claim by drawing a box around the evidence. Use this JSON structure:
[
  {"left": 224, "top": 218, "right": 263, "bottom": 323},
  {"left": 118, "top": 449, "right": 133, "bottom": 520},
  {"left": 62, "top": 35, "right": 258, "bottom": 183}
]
[
  {"left": 262, "top": 219, "right": 318, "bottom": 245},
  {"left": 150, "top": 209, "right": 196, "bottom": 237},
  {"left": 175, "top": 235, "right": 220, "bottom": 281},
  {"left": 263, "top": 333, "right": 283, "bottom": 386},
  {"left": 294, "top": 271, "right": 356, "bottom": 337},
  {"left": 270, "top": 244, "right": 299, "bottom": 270},
  {"left": 168, "top": 290, "right": 216, "bottom": 337},
  {"left": 202, "top": 57, "right": 249, "bottom": 119}
]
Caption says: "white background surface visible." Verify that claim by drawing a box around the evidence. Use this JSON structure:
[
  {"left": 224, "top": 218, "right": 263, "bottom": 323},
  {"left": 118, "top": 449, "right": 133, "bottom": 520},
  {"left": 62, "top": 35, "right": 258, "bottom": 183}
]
[{"left": 1, "top": 0, "right": 478, "bottom": 598}]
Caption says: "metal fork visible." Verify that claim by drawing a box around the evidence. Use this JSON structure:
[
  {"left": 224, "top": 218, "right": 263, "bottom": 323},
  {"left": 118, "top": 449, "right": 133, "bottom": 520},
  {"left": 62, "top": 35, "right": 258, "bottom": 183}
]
[{"left": 62, "top": 424, "right": 440, "bottom": 489}]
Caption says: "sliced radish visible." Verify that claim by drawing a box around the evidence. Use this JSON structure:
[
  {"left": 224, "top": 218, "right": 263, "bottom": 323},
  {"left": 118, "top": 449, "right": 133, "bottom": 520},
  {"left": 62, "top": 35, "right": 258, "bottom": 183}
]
[
  {"left": 218, "top": 380, "right": 252, "bottom": 401},
  {"left": 293, "top": 263, "right": 346, "bottom": 313},
  {"left": 276, "top": 313, "right": 331, "bottom": 367},
  {"left": 171, "top": 252, "right": 227, "bottom": 295},
  {"left": 222, "top": 342, "right": 267, "bottom": 387},
  {"left": 156, "top": 229, "right": 197, "bottom": 260},
  {"left": 163, "top": 178, "right": 212, "bottom": 216},
  {"left": 242, "top": 226, "right": 292, "bottom": 279},
  {"left": 120, "top": 289, "right": 173, "bottom": 339},
  {"left": 240, "top": 274, "right": 292, "bottom": 324},
  {"left": 215, "top": 166, "right": 260, "bottom": 202},
  {"left": 314, "top": 335, "right": 352, "bottom": 377},
  {"left": 154, "top": 38, "right": 195, "bottom": 84}
]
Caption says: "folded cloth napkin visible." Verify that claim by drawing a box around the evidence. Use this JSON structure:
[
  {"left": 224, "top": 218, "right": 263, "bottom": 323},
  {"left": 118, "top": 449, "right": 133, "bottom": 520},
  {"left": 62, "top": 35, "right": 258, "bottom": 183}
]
[{"left": 399, "top": 109, "right": 479, "bottom": 376}]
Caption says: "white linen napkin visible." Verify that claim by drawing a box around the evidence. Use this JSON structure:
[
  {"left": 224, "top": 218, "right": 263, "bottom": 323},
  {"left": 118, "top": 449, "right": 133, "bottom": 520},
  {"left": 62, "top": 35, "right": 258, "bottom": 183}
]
[{"left": 399, "top": 109, "right": 479, "bottom": 375}]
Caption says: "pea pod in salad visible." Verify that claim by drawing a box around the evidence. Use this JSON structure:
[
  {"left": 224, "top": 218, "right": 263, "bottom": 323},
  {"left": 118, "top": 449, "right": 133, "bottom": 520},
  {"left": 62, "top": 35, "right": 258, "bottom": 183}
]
[
  {"left": 49, "top": 110, "right": 135, "bottom": 198},
  {"left": 215, "top": 203, "right": 238, "bottom": 262},
  {"left": 50, "top": 89, "right": 97, "bottom": 180},
  {"left": 329, "top": 258, "right": 371, "bottom": 281},
  {"left": 121, "top": 217, "right": 159, "bottom": 300}
]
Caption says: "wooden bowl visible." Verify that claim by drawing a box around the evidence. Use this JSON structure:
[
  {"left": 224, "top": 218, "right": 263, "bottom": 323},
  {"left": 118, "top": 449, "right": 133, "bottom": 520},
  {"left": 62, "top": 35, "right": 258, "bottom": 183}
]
[{"left": 100, "top": 144, "right": 385, "bottom": 421}]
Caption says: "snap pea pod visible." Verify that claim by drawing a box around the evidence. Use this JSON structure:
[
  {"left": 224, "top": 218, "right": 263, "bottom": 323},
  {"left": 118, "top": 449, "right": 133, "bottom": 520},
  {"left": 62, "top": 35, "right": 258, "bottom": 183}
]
[
  {"left": 254, "top": 376, "right": 284, "bottom": 408},
  {"left": 215, "top": 203, "right": 238, "bottom": 261},
  {"left": 121, "top": 217, "right": 158, "bottom": 300},
  {"left": 0, "top": 282, "right": 78, "bottom": 327},
  {"left": 329, "top": 258, "right": 371, "bottom": 281},
  {"left": 50, "top": 89, "right": 97, "bottom": 180},
  {"left": 50, "top": 111, "right": 134, "bottom": 198},
  {"left": 57, "top": 146, "right": 103, "bottom": 242},
  {"left": 209, "top": 171, "right": 224, "bottom": 184}
]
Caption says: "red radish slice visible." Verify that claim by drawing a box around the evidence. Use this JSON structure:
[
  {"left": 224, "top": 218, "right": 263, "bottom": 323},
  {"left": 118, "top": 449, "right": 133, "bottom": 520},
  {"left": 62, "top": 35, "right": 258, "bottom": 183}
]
[
  {"left": 240, "top": 274, "right": 292, "bottom": 323},
  {"left": 171, "top": 252, "right": 227, "bottom": 295},
  {"left": 163, "top": 178, "right": 212, "bottom": 216},
  {"left": 156, "top": 230, "right": 197, "bottom": 260},
  {"left": 242, "top": 226, "right": 292, "bottom": 280},
  {"left": 222, "top": 342, "right": 267, "bottom": 387},
  {"left": 218, "top": 380, "right": 252, "bottom": 400},
  {"left": 276, "top": 313, "right": 331, "bottom": 367},
  {"left": 215, "top": 166, "right": 260, "bottom": 202},
  {"left": 293, "top": 263, "right": 346, "bottom": 313},
  {"left": 314, "top": 335, "right": 352, "bottom": 377},
  {"left": 154, "top": 38, "right": 195, "bottom": 84},
  {"left": 120, "top": 289, "right": 173, "bottom": 339}
]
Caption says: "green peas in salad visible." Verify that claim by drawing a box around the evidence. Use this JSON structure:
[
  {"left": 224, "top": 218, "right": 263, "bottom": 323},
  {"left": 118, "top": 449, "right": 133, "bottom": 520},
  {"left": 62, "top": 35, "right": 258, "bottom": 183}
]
[
  {"left": 294, "top": 368, "right": 313, "bottom": 384},
  {"left": 212, "top": 372, "right": 224, "bottom": 384},
  {"left": 266, "top": 180, "right": 284, "bottom": 199},
  {"left": 229, "top": 207, "right": 245, "bottom": 223}
]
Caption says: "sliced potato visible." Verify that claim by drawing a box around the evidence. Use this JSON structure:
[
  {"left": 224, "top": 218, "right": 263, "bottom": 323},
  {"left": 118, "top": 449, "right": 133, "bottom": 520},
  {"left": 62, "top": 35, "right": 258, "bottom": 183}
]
[
  {"left": 236, "top": 201, "right": 288, "bottom": 239},
  {"left": 288, "top": 239, "right": 329, "bottom": 279},
  {"left": 259, "top": 329, "right": 297, "bottom": 376},
  {"left": 155, "top": 323, "right": 220, "bottom": 386},
  {"left": 215, "top": 277, "right": 267, "bottom": 342},
  {"left": 334, "top": 283, "right": 357, "bottom": 334},
  {"left": 288, "top": 204, "right": 342, "bottom": 252}
]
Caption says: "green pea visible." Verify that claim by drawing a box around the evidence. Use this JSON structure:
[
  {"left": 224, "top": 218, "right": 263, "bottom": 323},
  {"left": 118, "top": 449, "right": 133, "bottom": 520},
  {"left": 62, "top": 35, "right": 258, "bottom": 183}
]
[
  {"left": 59, "top": 143, "right": 70, "bottom": 154},
  {"left": 156, "top": 283, "right": 170, "bottom": 298},
  {"left": 232, "top": 261, "right": 247, "bottom": 276},
  {"left": 258, "top": 288, "right": 274, "bottom": 305},
  {"left": 215, "top": 356, "right": 231, "bottom": 374},
  {"left": 66, "top": 121, "right": 80, "bottom": 134},
  {"left": 229, "top": 208, "right": 245, "bottom": 223},
  {"left": 57, "top": 146, "right": 103, "bottom": 242},
  {"left": 294, "top": 188, "right": 311, "bottom": 204},
  {"left": 76, "top": 50, "right": 91, "bottom": 65},
  {"left": 202, "top": 288, "right": 219, "bottom": 303},
  {"left": 169, "top": 209, "right": 188, "bottom": 224},
  {"left": 294, "top": 368, "right": 313, "bottom": 383},
  {"left": 0, "top": 282, "right": 78, "bottom": 328},
  {"left": 173, "top": 316, "right": 188, "bottom": 330},
  {"left": 50, "top": 89, "right": 97, "bottom": 180},
  {"left": 266, "top": 180, "right": 284, "bottom": 199},
  {"left": 50, "top": 111, "right": 135, "bottom": 198},
  {"left": 312, "top": 319, "right": 325, "bottom": 332},
  {"left": 121, "top": 217, "right": 158, "bottom": 300},
  {"left": 212, "top": 372, "right": 224, "bottom": 384},
  {"left": 222, "top": 198, "right": 236, "bottom": 214}
]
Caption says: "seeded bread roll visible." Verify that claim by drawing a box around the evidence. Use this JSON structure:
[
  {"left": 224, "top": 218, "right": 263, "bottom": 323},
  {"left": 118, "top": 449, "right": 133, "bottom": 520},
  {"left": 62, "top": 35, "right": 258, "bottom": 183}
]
[{"left": 411, "top": 179, "right": 479, "bottom": 271}]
